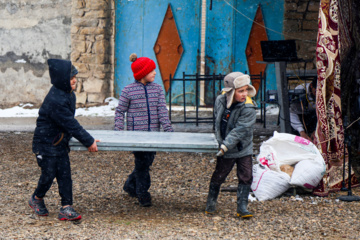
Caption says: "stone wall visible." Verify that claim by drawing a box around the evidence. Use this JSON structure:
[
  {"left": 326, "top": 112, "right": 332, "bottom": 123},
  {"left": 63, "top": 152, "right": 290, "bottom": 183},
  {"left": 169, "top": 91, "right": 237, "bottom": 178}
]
[
  {"left": 71, "top": 0, "right": 115, "bottom": 107},
  {"left": 0, "top": 0, "right": 72, "bottom": 108},
  {"left": 284, "top": 0, "right": 321, "bottom": 70}
]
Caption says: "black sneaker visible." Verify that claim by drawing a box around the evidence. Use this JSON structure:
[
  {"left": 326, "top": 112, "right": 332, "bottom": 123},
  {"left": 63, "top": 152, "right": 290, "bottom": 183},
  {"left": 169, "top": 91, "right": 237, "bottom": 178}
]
[
  {"left": 28, "top": 195, "right": 49, "bottom": 216},
  {"left": 123, "top": 185, "right": 137, "bottom": 198},
  {"left": 58, "top": 206, "right": 81, "bottom": 221},
  {"left": 138, "top": 195, "right": 152, "bottom": 207}
]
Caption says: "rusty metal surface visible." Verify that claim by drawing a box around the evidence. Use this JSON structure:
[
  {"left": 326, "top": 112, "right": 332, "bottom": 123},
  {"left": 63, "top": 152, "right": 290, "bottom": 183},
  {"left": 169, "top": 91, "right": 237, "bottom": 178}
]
[
  {"left": 153, "top": 4, "right": 183, "bottom": 93},
  {"left": 245, "top": 4, "right": 268, "bottom": 94}
]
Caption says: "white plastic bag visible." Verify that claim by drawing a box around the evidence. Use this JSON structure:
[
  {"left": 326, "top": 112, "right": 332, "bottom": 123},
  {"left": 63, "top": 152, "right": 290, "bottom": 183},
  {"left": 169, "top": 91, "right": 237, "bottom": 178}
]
[
  {"left": 290, "top": 159, "right": 326, "bottom": 188},
  {"left": 257, "top": 131, "right": 324, "bottom": 169},
  {"left": 251, "top": 164, "right": 291, "bottom": 201},
  {"left": 257, "top": 131, "right": 322, "bottom": 172},
  {"left": 256, "top": 131, "right": 325, "bottom": 189}
]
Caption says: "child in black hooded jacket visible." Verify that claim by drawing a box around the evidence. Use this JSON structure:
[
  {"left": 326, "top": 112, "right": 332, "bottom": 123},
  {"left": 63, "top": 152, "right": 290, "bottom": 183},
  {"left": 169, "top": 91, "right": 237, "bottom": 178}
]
[{"left": 29, "top": 59, "right": 99, "bottom": 221}]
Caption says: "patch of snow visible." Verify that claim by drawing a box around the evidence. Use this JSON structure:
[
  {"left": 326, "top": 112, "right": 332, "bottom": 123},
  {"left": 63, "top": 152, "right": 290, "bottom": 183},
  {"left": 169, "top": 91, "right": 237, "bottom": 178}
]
[
  {"left": 249, "top": 194, "right": 257, "bottom": 202},
  {"left": 15, "top": 59, "right": 27, "bottom": 63},
  {"left": 0, "top": 106, "right": 39, "bottom": 117},
  {"left": 75, "top": 97, "right": 118, "bottom": 117},
  {"left": 0, "top": 97, "right": 280, "bottom": 118}
]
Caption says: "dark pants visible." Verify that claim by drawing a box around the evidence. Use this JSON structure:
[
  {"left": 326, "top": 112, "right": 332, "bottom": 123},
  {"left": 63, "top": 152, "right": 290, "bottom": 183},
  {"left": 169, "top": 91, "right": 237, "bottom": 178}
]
[
  {"left": 210, "top": 155, "right": 253, "bottom": 186},
  {"left": 293, "top": 112, "right": 317, "bottom": 136},
  {"left": 33, "top": 154, "right": 73, "bottom": 206},
  {"left": 123, "top": 151, "right": 156, "bottom": 198}
]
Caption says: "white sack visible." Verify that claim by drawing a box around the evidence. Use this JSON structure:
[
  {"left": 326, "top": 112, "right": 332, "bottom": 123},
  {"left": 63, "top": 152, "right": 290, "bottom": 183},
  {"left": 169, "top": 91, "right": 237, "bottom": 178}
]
[
  {"left": 257, "top": 131, "right": 324, "bottom": 171},
  {"left": 256, "top": 131, "right": 325, "bottom": 189},
  {"left": 251, "top": 164, "right": 291, "bottom": 201},
  {"left": 290, "top": 159, "right": 326, "bottom": 188}
]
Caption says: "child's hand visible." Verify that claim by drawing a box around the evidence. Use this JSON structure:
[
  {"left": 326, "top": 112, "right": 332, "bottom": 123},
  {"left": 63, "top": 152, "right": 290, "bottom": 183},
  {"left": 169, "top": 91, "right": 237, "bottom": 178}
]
[
  {"left": 216, "top": 144, "right": 228, "bottom": 157},
  {"left": 216, "top": 149, "right": 224, "bottom": 157},
  {"left": 88, "top": 139, "right": 100, "bottom": 152}
]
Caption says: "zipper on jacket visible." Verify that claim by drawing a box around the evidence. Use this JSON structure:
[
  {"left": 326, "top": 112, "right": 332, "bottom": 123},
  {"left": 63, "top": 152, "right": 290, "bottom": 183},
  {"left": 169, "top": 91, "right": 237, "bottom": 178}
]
[
  {"left": 132, "top": 116, "right": 134, "bottom": 131},
  {"left": 143, "top": 84, "right": 151, "bottom": 131}
]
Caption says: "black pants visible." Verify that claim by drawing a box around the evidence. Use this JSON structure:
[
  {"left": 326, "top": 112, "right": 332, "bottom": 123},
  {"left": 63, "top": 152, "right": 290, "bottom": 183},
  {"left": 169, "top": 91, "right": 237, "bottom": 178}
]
[
  {"left": 293, "top": 112, "right": 317, "bottom": 136},
  {"left": 123, "top": 151, "right": 156, "bottom": 198},
  {"left": 33, "top": 154, "right": 73, "bottom": 206},
  {"left": 210, "top": 155, "right": 253, "bottom": 186}
]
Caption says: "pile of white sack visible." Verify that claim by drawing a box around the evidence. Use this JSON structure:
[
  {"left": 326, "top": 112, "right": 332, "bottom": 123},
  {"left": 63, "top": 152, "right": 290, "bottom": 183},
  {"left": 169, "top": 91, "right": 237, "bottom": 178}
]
[{"left": 251, "top": 131, "right": 326, "bottom": 201}]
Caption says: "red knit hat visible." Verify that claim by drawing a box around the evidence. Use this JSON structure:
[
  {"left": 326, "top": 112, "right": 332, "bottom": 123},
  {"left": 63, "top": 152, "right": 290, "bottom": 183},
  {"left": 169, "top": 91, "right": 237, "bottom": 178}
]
[{"left": 129, "top": 53, "right": 156, "bottom": 80}]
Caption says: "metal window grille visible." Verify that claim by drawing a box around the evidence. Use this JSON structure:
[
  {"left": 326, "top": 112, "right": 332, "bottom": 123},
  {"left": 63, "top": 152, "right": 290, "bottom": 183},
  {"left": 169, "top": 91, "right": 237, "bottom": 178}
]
[{"left": 168, "top": 72, "right": 266, "bottom": 129}]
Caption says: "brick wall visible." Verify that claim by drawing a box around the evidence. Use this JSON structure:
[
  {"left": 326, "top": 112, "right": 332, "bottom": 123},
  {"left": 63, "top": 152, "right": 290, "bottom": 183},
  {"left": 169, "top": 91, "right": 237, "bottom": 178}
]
[{"left": 284, "top": 0, "right": 320, "bottom": 70}]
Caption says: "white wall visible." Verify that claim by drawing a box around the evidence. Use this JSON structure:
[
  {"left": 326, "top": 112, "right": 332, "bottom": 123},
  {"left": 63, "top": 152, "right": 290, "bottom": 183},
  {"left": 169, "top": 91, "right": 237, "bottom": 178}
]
[{"left": 0, "top": 0, "right": 72, "bottom": 108}]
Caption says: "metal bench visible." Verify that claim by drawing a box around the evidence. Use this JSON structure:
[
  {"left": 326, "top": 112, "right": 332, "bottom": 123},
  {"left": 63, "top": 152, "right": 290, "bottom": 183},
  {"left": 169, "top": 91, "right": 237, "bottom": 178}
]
[{"left": 69, "top": 130, "right": 218, "bottom": 153}]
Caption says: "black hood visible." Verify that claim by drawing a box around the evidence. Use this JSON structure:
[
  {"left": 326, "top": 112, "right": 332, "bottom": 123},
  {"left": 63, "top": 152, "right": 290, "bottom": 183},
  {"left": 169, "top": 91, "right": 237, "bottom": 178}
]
[{"left": 47, "top": 59, "right": 72, "bottom": 92}]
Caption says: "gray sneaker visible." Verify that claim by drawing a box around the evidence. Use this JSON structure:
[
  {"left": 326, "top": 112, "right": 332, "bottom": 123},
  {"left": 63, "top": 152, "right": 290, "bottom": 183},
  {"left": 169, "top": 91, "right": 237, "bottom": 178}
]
[
  {"left": 58, "top": 206, "right": 81, "bottom": 221},
  {"left": 28, "top": 195, "right": 49, "bottom": 216}
]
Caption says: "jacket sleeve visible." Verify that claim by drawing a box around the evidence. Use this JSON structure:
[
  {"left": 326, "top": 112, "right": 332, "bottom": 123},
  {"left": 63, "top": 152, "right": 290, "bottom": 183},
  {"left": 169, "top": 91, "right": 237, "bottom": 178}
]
[
  {"left": 48, "top": 97, "right": 94, "bottom": 148},
  {"left": 157, "top": 86, "right": 173, "bottom": 132},
  {"left": 213, "top": 95, "right": 224, "bottom": 145},
  {"left": 222, "top": 107, "right": 256, "bottom": 150},
  {"left": 290, "top": 111, "right": 304, "bottom": 132},
  {"left": 114, "top": 88, "right": 130, "bottom": 131}
]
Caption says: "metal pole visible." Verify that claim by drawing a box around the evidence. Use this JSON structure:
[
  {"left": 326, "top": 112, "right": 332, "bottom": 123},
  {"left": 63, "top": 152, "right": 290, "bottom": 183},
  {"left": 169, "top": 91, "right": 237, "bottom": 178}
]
[
  {"left": 196, "top": 73, "right": 199, "bottom": 126},
  {"left": 341, "top": 116, "right": 349, "bottom": 191},
  {"left": 275, "top": 61, "right": 291, "bottom": 133},
  {"left": 183, "top": 72, "right": 186, "bottom": 123},
  {"left": 169, "top": 74, "right": 172, "bottom": 122},
  {"left": 264, "top": 72, "right": 267, "bottom": 128},
  {"left": 338, "top": 116, "right": 360, "bottom": 202},
  {"left": 259, "top": 72, "right": 263, "bottom": 125}
]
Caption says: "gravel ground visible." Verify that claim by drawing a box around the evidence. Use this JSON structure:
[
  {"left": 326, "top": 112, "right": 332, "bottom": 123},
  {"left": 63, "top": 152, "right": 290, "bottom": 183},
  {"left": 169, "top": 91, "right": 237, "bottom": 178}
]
[{"left": 1, "top": 131, "right": 360, "bottom": 239}]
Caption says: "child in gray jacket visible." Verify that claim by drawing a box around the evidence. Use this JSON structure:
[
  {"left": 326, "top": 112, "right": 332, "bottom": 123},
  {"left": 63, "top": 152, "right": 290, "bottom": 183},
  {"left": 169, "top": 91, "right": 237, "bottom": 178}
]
[{"left": 205, "top": 72, "right": 257, "bottom": 218}]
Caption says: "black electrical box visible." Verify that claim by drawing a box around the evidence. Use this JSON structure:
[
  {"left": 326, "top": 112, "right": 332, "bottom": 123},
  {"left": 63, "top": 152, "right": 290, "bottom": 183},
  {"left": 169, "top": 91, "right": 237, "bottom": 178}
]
[
  {"left": 260, "top": 40, "right": 298, "bottom": 62},
  {"left": 265, "top": 90, "right": 278, "bottom": 103},
  {"left": 288, "top": 89, "right": 306, "bottom": 103}
]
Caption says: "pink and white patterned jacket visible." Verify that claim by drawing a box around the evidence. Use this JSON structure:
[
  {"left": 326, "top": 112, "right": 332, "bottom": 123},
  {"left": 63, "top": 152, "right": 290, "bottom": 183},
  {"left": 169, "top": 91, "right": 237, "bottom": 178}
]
[{"left": 114, "top": 81, "right": 173, "bottom": 132}]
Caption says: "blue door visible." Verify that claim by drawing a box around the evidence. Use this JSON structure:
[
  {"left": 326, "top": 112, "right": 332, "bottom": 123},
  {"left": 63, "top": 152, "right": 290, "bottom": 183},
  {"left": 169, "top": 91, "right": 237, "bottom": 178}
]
[
  {"left": 205, "top": 0, "right": 284, "bottom": 98},
  {"left": 114, "top": 0, "right": 202, "bottom": 102}
]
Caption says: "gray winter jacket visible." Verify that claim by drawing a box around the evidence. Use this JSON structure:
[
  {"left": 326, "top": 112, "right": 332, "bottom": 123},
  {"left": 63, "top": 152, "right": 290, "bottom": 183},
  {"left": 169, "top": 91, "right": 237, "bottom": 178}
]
[{"left": 214, "top": 94, "right": 257, "bottom": 158}]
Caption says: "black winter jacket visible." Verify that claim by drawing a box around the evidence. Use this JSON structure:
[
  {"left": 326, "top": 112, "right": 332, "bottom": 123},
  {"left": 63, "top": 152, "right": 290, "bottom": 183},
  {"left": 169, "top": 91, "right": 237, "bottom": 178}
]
[{"left": 32, "top": 59, "right": 94, "bottom": 156}]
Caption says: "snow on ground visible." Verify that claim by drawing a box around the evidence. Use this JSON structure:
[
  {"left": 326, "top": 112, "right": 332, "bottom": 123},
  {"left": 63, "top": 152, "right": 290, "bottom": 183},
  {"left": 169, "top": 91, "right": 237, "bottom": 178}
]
[
  {"left": 0, "top": 97, "right": 279, "bottom": 118},
  {"left": 0, "top": 98, "right": 119, "bottom": 118}
]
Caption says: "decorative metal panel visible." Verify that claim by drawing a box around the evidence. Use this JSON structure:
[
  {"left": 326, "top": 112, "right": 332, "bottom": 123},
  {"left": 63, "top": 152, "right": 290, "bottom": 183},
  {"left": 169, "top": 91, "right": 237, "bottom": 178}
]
[
  {"left": 245, "top": 4, "right": 268, "bottom": 94},
  {"left": 153, "top": 4, "right": 183, "bottom": 93}
]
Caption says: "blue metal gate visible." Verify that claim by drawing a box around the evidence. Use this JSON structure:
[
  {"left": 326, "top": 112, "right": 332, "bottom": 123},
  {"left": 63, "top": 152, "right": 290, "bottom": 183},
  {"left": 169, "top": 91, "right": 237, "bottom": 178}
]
[
  {"left": 114, "top": 0, "right": 202, "bottom": 102},
  {"left": 115, "top": 0, "right": 284, "bottom": 105},
  {"left": 205, "top": 0, "right": 284, "bottom": 101}
]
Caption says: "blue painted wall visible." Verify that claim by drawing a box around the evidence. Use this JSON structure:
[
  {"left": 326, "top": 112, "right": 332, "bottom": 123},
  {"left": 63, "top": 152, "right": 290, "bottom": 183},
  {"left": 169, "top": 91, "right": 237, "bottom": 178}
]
[
  {"left": 115, "top": 0, "right": 201, "bottom": 103},
  {"left": 206, "top": 0, "right": 284, "bottom": 95}
]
